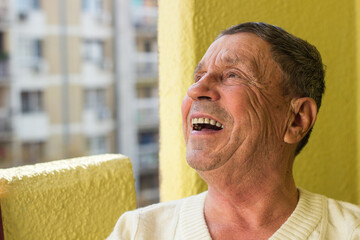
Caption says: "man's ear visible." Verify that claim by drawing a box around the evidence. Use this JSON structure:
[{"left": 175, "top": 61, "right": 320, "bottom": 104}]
[{"left": 284, "top": 98, "right": 318, "bottom": 144}]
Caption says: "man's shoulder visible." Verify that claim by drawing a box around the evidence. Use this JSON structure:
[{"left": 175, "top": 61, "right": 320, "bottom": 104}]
[
  {"left": 300, "top": 188, "right": 360, "bottom": 213},
  {"left": 301, "top": 188, "right": 360, "bottom": 238},
  {"left": 326, "top": 195, "right": 360, "bottom": 223}
]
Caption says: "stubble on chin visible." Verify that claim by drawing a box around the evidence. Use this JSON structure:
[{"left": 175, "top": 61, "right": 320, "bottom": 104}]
[{"left": 186, "top": 148, "right": 223, "bottom": 171}]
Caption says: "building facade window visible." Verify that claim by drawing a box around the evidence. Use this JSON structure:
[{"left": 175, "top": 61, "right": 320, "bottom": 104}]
[
  {"left": 21, "top": 90, "right": 43, "bottom": 113},
  {"left": 84, "top": 88, "right": 105, "bottom": 110},
  {"left": 87, "top": 135, "right": 108, "bottom": 155},
  {"left": 33, "top": 39, "right": 42, "bottom": 59},
  {"left": 82, "top": 40, "right": 104, "bottom": 67},
  {"left": 82, "top": 0, "right": 102, "bottom": 14},
  {"left": 17, "top": 38, "right": 44, "bottom": 72},
  {"left": 17, "top": 0, "right": 41, "bottom": 13},
  {"left": 136, "top": 84, "right": 158, "bottom": 99},
  {"left": 138, "top": 130, "right": 158, "bottom": 145},
  {"left": 84, "top": 88, "right": 110, "bottom": 119}
]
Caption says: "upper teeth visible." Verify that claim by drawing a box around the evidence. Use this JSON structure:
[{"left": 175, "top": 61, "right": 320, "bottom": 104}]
[{"left": 191, "top": 118, "right": 224, "bottom": 129}]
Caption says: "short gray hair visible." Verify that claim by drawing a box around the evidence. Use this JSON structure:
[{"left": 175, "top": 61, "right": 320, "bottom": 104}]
[{"left": 218, "top": 22, "right": 325, "bottom": 155}]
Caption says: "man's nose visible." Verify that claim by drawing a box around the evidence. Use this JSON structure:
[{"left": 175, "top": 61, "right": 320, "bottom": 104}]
[{"left": 187, "top": 75, "right": 220, "bottom": 101}]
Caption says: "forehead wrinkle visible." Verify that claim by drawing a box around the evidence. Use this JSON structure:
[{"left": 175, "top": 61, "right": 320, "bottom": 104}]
[
  {"left": 194, "top": 43, "right": 222, "bottom": 74},
  {"left": 252, "top": 46, "right": 282, "bottom": 88},
  {"left": 194, "top": 40, "right": 270, "bottom": 80},
  {"left": 219, "top": 49, "right": 260, "bottom": 79}
]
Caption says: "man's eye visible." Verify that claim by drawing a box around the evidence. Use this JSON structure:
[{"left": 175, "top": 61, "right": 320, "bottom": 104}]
[
  {"left": 194, "top": 75, "right": 202, "bottom": 82},
  {"left": 228, "top": 73, "right": 238, "bottom": 78}
]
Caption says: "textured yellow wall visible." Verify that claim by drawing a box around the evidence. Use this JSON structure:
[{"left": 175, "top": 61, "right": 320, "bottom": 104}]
[
  {"left": 159, "top": 0, "right": 360, "bottom": 203},
  {"left": 356, "top": 0, "right": 360, "bottom": 201},
  {"left": 0, "top": 154, "right": 136, "bottom": 239}
]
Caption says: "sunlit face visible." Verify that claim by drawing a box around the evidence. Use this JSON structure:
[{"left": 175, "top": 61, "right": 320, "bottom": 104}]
[{"left": 181, "top": 33, "right": 292, "bottom": 172}]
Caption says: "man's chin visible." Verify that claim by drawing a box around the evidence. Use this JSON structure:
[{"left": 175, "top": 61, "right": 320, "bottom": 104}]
[{"left": 186, "top": 151, "right": 223, "bottom": 171}]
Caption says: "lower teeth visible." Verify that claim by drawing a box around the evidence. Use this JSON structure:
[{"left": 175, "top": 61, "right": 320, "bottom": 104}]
[{"left": 194, "top": 125, "right": 202, "bottom": 130}]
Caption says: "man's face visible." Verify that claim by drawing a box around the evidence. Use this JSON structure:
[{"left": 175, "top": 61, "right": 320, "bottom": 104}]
[{"left": 181, "top": 33, "right": 292, "bottom": 172}]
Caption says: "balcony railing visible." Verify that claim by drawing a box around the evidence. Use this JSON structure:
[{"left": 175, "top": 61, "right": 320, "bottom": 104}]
[
  {"left": 139, "top": 142, "right": 159, "bottom": 171},
  {"left": 14, "top": 113, "right": 49, "bottom": 141},
  {"left": 83, "top": 108, "right": 114, "bottom": 136},
  {"left": 136, "top": 98, "right": 159, "bottom": 127},
  {"left": 132, "top": 6, "right": 157, "bottom": 30},
  {"left": 136, "top": 62, "right": 158, "bottom": 78},
  {"left": 18, "top": 58, "right": 48, "bottom": 74}
]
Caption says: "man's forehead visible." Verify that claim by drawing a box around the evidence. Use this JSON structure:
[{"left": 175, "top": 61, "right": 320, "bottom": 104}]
[
  {"left": 194, "top": 34, "right": 267, "bottom": 74},
  {"left": 194, "top": 33, "right": 282, "bottom": 85},
  {"left": 195, "top": 52, "right": 254, "bottom": 71}
]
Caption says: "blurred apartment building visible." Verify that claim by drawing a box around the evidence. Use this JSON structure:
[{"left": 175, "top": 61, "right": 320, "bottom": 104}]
[{"left": 0, "top": 0, "right": 159, "bottom": 206}]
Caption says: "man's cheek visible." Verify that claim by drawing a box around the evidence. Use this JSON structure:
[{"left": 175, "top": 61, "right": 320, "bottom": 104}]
[
  {"left": 181, "top": 95, "right": 193, "bottom": 119},
  {"left": 181, "top": 95, "right": 192, "bottom": 139}
]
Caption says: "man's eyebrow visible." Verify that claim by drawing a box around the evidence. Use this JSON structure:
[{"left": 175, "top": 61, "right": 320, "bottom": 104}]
[
  {"left": 223, "top": 54, "right": 259, "bottom": 76},
  {"left": 223, "top": 54, "right": 252, "bottom": 66}
]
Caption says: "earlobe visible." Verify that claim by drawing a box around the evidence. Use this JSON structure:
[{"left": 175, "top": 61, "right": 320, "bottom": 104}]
[{"left": 284, "top": 98, "right": 317, "bottom": 144}]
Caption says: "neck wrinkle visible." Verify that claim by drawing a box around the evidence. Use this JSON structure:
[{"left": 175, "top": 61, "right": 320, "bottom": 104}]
[{"left": 204, "top": 174, "right": 298, "bottom": 232}]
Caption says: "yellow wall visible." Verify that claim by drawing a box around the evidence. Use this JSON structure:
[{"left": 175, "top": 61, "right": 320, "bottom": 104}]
[
  {"left": 0, "top": 154, "right": 136, "bottom": 239},
  {"left": 159, "top": 0, "right": 360, "bottom": 204},
  {"left": 356, "top": 0, "right": 360, "bottom": 201}
]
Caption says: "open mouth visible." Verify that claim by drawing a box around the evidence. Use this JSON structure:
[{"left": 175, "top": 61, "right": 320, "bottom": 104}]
[{"left": 192, "top": 118, "right": 224, "bottom": 131}]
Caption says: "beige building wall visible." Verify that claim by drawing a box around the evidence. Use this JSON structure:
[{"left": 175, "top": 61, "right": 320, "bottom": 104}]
[
  {"left": 67, "top": 37, "right": 81, "bottom": 74},
  {"left": 42, "top": 0, "right": 81, "bottom": 25},
  {"left": 44, "top": 36, "right": 61, "bottom": 75},
  {"left": 67, "top": 0, "right": 81, "bottom": 25},
  {"left": 47, "top": 135, "right": 64, "bottom": 161},
  {"left": 3, "top": 31, "right": 9, "bottom": 52},
  {"left": 104, "top": 39, "right": 113, "bottom": 67},
  {"left": 41, "top": 0, "right": 108, "bottom": 162},
  {"left": 45, "top": 86, "right": 62, "bottom": 125},
  {"left": 68, "top": 85, "right": 83, "bottom": 123},
  {"left": 44, "top": 85, "right": 83, "bottom": 127},
  {"left": 104, "top": 0, "right": 112, "bottom": 13},
  {"left": 68, "top": 133, "right": 86, "bottom": 157},
  {"left": 42, "top": 0, "right": 60, "bottom": 25}
]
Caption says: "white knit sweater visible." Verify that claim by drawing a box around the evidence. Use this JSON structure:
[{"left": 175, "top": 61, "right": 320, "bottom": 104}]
[{"left": 107, "top": 188, "right": 360, "bottom": 239}]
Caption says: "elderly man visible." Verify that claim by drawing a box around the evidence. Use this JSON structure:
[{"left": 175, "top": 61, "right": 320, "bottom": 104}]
[{"left": 108, "top": 22, "right": 360, "bottom": 239}]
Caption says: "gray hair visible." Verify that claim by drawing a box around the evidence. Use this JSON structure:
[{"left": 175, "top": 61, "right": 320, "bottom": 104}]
[{"left": 218, "top": 22, "right": 325, "bottom": 156}]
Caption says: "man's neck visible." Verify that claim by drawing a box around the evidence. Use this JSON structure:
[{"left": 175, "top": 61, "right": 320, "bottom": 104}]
[{"left": 202, "top": 171, "right": 298, "bottom": 240}]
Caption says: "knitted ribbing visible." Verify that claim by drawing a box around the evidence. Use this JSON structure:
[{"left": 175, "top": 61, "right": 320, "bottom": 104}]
[{"left": 270, "top": 188, "right": 323, "bottom": 240}]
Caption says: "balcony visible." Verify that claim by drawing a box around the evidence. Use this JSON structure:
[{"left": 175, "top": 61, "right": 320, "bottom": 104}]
[
  {"left": 135, "top": 52, "right": 158, "bottom": 79},
  {"left": 81, "top": 60, "right": 113, "bottom": 87},
  {"left": 14, "top": 112, "right": 49, "bottom": 141},
  {"left": 132, "top": 6, "right": 157, "bottom": 32},
  {"left": 18, "top": 58, "right": 49, "bottom": 76},
  {"left": 17, "top": 10, "right": 46, "bottom": 35},
  {"left": 81, "top": 12, "right": 112, "bottom": 38},
  {"left": 136, "top": 98, "right": 159, "bottom": 128},
  {"left": 83, "top": 108, "right": 114, "bottom": 136},
  {"left": 139, "top": 142, "right": 159, "bottom": 172},
  {"left": 136, "top": 62, "right": 158, "bottom": 79}
]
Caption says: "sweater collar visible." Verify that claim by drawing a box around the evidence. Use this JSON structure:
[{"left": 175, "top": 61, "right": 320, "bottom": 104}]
[
  {"left": 179, "top": 188, "right": 323, "bottom": 240},
  {"left": 269, "top": 188, "right": 324, "bottom": 240},
  {"left": 179, "top": 192, "right": 212, "bottom": 240}
]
